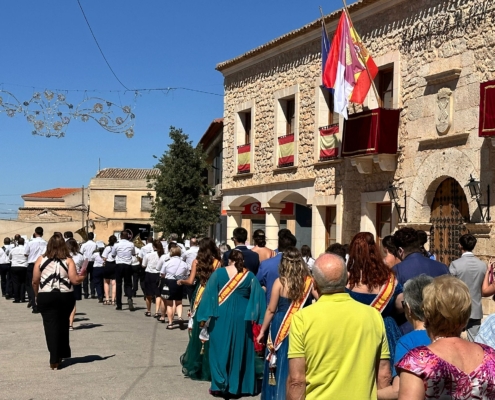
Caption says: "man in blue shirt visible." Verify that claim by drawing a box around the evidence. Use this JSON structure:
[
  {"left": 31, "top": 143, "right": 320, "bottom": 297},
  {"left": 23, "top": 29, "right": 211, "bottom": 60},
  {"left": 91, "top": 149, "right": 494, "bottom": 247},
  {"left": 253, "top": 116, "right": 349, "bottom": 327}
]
[
  {"left": 256, "top": 230, "right": 297, "bottom": 304},
  {"left": 392, "top": 227, "right": 449, "bottom": 333},
  {"left": 222, "top": 227, "right": 260, "bottom": 275}
]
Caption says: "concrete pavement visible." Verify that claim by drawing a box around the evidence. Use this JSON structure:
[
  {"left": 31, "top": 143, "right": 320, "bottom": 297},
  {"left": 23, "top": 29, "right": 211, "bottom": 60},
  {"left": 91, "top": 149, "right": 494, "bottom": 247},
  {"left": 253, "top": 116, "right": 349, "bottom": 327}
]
[{"left": 0, "top": 295, "right": 261, "bottom": 400}]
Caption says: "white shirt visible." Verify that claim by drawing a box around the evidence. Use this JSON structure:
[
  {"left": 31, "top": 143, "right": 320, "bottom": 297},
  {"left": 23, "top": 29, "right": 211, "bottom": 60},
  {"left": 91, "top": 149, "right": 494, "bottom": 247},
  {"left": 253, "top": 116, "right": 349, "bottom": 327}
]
[
  {"left": 10, "top": 245, "right": 27, "bottom": 267},
  {"left": 142, "top": 251, "right": 161, "bottom": 273},
  {"left": 111, "top": 239, "right": 135, "bottom": 264},
  {"left": 71, "top": 252, "right": 84, "bottom": 274},
  {"left": 0, "top": 246, "right": 10, "bottom": 264},
  {"left": 80, "top": 240, "right": 97, "bottom": 260},
  {"left": 91, "top": 252, "right": 105, "bottom": 267},
  {"left": 303, "top": 256, "right": 315, "bottom": 271},
  {"left": 139, "top": 243, "right": 154, "bottom": 259},
  {"left": 102, "top": 246, "right": 115, "bottom": 262},
  {"left": 159, "top": 256, "right": 188, "bottom": 279},
  {"left": 24, "top": 237, "right": 47, "bottom": 264},
  {"left": 182, "top": 246, "right": 199, "bottom": 272}
]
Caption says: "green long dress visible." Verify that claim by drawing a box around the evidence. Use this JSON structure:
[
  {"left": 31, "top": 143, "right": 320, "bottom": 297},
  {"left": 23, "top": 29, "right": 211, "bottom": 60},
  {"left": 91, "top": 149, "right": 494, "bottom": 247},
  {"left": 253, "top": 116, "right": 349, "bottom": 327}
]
[
  {"left": 180, "top": 284, "right": 212, "bottom": 381},
  {"left": 197, "top": 268, "right": 266, "bottom": 398}
]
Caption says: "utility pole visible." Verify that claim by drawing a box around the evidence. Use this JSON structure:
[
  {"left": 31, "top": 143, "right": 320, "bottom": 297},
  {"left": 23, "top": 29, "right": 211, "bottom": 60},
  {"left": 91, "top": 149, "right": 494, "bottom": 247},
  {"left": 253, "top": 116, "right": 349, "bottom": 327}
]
[{"left": 81, "top": 185, "right": 85, "bottom": 230}]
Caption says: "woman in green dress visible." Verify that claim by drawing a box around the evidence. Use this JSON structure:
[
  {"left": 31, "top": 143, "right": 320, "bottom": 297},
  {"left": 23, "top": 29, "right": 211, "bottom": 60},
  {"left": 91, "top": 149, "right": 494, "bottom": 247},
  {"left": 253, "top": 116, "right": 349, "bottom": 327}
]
[
  {"left": 179, "top": 238, "right": 221, "bottom": 381},
  {"left": 197, "top": 249, "right": 266, "bottom": 399}
]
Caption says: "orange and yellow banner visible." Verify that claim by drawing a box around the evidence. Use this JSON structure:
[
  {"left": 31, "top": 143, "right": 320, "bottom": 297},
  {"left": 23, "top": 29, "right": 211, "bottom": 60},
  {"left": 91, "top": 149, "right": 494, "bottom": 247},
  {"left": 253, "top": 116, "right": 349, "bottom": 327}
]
[
  {"left": 218, "top": 268, "right": 249, "bottom": 306},
  {"left": 370, "top": 274, "right": 396, "bottom": 313}
]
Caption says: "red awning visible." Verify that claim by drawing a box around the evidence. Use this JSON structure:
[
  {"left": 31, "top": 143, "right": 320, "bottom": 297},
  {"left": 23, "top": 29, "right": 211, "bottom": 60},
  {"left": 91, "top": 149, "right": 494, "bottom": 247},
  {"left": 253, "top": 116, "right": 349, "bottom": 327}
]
[{"left": 479, "top": 81, "right": 495, "bottom": 137}]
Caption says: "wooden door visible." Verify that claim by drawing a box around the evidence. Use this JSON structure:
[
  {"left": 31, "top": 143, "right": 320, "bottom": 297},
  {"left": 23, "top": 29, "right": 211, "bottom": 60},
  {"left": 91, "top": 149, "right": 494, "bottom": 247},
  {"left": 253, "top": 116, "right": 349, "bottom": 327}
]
[{"left": 430, "top": 178, "right": 469, "bottom": 265}]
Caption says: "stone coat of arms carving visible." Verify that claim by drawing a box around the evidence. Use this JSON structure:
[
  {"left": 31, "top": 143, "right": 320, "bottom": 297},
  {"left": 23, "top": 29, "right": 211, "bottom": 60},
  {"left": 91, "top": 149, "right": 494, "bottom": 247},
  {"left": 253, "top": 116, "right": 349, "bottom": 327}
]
[{"left": 436, "top": 88, "right": 453, "bottom": 135}]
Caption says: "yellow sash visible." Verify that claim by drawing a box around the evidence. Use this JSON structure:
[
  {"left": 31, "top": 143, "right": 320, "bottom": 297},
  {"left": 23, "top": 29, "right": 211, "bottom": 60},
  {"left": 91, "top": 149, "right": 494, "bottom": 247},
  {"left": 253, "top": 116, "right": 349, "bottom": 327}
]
[
  {"left": 370, "top": 274, "right": 396, "bottom": 313},
  {"left": 218, "top": 268, "right": 249, "bottom": 306},
  {"left": 191, "top": 259, "right": 221, "bottom": 313},
  {"left": 267, "top": 276, "right": 313, "bottom": 358}
]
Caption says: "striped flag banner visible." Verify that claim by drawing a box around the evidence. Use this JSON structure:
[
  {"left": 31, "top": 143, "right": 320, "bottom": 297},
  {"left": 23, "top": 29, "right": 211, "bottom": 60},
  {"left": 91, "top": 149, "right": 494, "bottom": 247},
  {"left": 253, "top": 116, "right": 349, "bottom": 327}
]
[
  {"left": 319, "top": 125, "right": 339, "bottom": 160},
  {"left": 278, "top": 135, "right": 295, "bottom": 167},
  {"left": 237, "top": 144, "right": 251, "bottom": 173}
]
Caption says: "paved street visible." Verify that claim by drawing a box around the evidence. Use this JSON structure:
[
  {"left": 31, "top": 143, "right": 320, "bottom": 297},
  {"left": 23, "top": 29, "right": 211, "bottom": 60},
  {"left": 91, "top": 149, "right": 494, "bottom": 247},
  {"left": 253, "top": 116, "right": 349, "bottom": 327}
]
[{"left": 0, "top": 295, "right": 260, "bottom": 400}]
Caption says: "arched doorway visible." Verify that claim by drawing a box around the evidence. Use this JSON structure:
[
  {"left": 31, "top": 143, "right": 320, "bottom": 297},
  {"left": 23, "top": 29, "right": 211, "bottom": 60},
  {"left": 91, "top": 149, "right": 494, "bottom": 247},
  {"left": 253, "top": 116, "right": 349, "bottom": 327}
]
[{"left": 429, "top": 178, "right": 470, "bottom": 265}]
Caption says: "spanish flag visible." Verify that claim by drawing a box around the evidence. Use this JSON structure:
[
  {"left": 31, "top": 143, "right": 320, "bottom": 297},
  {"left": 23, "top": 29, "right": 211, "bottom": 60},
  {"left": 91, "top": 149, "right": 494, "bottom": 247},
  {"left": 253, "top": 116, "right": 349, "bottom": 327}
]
[
  {"left": 349, "top": 20, "right": 378, "bottom": 104},
  {"left": 319, "top": 125, "right": 339, "bottom": 159},
  {"left": 237, "top": 144, "right": 250, "bottom": 173},
  {"left": 278, "top": 135, "right": 295, "bottom": 166}
]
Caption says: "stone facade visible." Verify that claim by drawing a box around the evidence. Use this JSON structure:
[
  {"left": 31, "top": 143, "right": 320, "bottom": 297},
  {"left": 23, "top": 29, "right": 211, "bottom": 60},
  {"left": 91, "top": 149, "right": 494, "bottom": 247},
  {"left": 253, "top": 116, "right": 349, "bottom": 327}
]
[{"left": 218, "top": 0, "right": 495, "bottom": 284}]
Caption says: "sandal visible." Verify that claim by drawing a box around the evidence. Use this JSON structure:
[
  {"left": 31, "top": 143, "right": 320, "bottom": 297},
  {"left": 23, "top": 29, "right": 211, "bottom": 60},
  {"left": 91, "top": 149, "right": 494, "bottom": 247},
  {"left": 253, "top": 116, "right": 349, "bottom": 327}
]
[
  {"left": 166, "top": 324, "right": 174, "bottom": 330},
  {"left": 153, "top": 313, "right": 161, "bottom": 318},
  {"left": 111, "top": 300, "right": 116, "bottom": 306},
  {"left": 158, "top": 318, "right": 166, "bottom": 323},
  {"left": 69, "top": 326, "right": 74, "bottom": 331},
  {"left": 103, "top": 299, "right": 110, "bottom": 305},
  {"left": 145, "top": 312, "right": 151, "bottom": 317}
]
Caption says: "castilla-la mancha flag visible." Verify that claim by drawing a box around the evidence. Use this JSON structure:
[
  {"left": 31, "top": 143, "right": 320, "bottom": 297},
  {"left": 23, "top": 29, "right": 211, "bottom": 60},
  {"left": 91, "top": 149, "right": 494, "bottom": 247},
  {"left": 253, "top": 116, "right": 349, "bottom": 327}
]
[
  {"left": 322, "top": 12, "right": 364, "bottom": 119},
  {"left": 349, "top": 20, "right": 378, "bottom": 104}
]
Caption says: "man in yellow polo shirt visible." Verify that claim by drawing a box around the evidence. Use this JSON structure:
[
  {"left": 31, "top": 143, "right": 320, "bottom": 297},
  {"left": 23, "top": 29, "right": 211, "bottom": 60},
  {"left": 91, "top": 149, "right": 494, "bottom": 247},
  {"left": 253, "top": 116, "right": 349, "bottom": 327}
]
[{"left": 287, "top": 253, "right": 391, "bottom": 400}]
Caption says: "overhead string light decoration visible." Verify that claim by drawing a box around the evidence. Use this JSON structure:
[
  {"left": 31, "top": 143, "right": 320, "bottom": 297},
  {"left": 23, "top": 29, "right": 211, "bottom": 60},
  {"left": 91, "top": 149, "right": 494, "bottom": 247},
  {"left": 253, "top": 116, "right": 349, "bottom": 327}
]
[{"left": 0, "top": 89, "right": 136, "bottom": 138}]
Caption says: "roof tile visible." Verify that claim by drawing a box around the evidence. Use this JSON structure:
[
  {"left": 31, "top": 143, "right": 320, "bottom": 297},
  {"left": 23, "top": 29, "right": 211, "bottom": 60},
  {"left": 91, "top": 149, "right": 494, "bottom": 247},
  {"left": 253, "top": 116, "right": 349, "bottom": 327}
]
[
  {"left": 95, "top": 168, "right": 160, "bottom": 180},
  {"left": 23, "top": 188, "right": 81, "bottom": 199}
]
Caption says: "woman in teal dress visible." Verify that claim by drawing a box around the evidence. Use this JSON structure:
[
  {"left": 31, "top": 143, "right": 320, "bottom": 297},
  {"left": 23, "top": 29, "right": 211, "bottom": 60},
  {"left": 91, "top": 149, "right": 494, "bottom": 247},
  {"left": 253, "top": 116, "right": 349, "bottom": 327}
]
[
  {"left": 197, "top": 249, "right": 266, "bottom": 399},
  {"left": 345, "top": 232, "right": 404, "bottom": 370},
  {"left": 179, "top": 238, "right": 221, "bottom": 381},
  {"left": 256, "top": 247, "right": 318, "bottom": 400}
]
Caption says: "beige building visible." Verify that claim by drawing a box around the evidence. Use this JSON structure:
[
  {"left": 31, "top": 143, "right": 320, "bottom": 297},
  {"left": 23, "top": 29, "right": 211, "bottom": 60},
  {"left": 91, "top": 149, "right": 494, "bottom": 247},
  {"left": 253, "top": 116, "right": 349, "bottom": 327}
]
[
  {"left": 218, "top": 0, "right": 495, "bottom": 294},
  {"left": 88, "top": 168, "right": 159, "bottom": 241},
  {"left": 0, "top": 187, "right": 88, "bottom": 240}
]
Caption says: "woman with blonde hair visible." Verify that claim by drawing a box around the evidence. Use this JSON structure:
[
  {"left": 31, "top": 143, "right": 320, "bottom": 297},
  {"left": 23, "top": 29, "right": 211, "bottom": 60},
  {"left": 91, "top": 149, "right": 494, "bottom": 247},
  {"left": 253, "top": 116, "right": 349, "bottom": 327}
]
[
  {"left": 397, "top": 275, "right": 495, "bottom": 399},
  {"left": 256, "top": 247, "right": 318, "bottom": 400}
]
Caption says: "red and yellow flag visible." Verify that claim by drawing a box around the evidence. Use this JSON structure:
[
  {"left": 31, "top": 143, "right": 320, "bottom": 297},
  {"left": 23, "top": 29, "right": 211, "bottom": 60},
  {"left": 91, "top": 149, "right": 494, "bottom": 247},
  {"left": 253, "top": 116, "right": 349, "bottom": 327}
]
[
  {"left": 237, "top": 144, "right": 251, "bottom": 173},
  {"left": 278, "top": 135, "right": 295, "bottom": 166},
  {"left": 349, "top": 21, "right": 378, "bottom": 104}
]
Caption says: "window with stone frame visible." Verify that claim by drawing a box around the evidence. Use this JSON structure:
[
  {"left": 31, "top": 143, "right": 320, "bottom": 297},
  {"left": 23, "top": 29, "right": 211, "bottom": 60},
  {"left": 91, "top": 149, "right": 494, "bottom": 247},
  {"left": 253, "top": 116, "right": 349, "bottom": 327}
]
[
  {"left": 114, "top": 195, "right": 127, "bottom": 211},
  {"left": 377, "top": 68, "right": 394, "bottom": 109},
  {"left": 284, "top": 98, "right": 296, "bottom": 136},
  {"left": 242, "top": 111, "right": 252, "bottom": 145},
  {"left": 141, "top": 195, "right": 153, "bottom": 211},
  {"left": 325, "top": 206, "right": 337, "bottom": 248}
]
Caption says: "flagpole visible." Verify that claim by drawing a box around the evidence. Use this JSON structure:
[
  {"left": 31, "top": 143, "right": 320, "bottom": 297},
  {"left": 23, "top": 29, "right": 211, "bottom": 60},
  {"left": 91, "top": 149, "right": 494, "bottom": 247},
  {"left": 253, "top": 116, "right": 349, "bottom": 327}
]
[
  {"left": 319, "top": 6, "right": 330, "bottom": 41},
  {"left": 341, "top": 0, "right": 380, "bottom": 104}
]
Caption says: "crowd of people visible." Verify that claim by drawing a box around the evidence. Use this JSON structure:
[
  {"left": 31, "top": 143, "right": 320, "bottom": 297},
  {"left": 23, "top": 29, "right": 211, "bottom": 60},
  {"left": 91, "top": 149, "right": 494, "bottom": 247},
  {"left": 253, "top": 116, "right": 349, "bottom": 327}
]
[{"left": 1, "top": 224, "right": 495, "bottom": 398}]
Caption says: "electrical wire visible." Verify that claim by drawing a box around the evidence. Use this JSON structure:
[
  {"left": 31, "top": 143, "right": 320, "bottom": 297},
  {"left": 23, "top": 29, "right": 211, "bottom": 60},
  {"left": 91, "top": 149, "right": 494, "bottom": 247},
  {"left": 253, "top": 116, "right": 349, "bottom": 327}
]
[{"left": 76, "top": 0, "right": 131, "bottom": 91}]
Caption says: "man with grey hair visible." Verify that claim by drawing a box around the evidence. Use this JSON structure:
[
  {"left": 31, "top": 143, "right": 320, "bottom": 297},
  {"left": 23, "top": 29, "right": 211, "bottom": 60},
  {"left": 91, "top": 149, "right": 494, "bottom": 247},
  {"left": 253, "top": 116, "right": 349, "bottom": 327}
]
[
  {"left": 287, "top": 253, "right": 391, "bottom": 400},
  {"left": 377, "top": 274, "right": 433, "bottom": 399},
  {"left": 169, "top": 233, "right": 186, "bottom": 253}
]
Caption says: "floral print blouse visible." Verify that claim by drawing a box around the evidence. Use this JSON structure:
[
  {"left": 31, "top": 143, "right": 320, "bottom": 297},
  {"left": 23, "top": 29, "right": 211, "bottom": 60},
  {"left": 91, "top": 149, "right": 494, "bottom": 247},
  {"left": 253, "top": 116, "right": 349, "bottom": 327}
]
[{"left": 396, "top": 344, "right": 495, "bottom": 399}]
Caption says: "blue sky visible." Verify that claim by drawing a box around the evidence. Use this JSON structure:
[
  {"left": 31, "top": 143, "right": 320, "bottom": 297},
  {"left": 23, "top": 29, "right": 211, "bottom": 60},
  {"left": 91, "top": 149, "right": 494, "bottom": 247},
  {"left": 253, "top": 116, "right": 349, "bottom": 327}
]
[{"left": 0, "top": 0, "right": 345, "bottom": 217}]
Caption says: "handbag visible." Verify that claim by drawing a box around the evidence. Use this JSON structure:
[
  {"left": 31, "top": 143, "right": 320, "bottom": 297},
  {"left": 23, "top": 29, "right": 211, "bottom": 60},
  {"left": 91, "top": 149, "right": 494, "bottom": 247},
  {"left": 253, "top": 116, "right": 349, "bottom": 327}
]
[{"left": 160, "top": 278, "right": 170, "bottom": 299}]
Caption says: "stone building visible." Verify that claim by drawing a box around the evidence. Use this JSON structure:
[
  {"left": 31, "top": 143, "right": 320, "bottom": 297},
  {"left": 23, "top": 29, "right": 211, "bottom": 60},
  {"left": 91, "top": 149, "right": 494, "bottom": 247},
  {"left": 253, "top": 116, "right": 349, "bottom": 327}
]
[
  {"left": 217, "top": 0, "right": 495, "bottom": 278},
  {"left": 88, "top": 168, "right": 159, "bottom": 240},
  {"left": 0, "top": 187, "right": 88, "bottom": 240},
  {"left": 199, "top": 118, "right": 227, "bottom": 244}
]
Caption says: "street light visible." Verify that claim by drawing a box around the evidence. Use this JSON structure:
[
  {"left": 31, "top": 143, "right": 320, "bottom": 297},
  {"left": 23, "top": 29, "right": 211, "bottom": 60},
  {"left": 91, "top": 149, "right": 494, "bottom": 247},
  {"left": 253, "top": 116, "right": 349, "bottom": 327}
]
[
  {"left": 387, "top": 183, "right": 407, "bottom": 223},
  {"left": 466, "top": 175, "right": 490, "bottom": 222}
]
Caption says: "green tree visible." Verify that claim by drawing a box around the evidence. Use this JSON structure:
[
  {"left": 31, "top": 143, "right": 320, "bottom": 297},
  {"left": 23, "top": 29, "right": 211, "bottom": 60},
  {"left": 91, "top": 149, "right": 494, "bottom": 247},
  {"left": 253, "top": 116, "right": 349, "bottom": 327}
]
[{"left": 150, "top": 126, "right": 219, "bottom": 239}]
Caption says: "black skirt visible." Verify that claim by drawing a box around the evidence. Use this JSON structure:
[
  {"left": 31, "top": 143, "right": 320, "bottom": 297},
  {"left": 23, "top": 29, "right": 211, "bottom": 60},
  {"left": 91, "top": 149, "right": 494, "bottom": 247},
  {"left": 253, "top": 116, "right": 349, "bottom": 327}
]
[
  {"left": 73, "top": 284, "right": 82, "bottom": 301},
  {"left": 162, "top": 278, "right": 183, "bottom": 301},
  {"left": 103, "top": 261, "right": 116, "bottom": 280},
  {"left": 144, "top": 272, "right": 160, "bottom": 297}
]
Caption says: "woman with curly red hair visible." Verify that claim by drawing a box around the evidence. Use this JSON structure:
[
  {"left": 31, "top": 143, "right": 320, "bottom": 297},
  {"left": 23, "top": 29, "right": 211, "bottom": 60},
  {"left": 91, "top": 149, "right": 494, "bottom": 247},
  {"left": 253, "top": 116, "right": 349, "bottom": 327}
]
[{"left": 346, "top": 232, "right": 404, "bottom": 371}]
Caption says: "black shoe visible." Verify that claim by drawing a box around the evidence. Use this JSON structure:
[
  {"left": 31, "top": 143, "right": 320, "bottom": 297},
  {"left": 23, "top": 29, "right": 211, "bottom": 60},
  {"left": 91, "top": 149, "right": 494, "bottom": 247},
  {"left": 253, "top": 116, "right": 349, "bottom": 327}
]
[
  {"left": 12, "top": 300, "right": 20, "bottom": 303},
  {"left": 5, "top": 295, "right": 11, "bottom": 300},
  {"left": 115, "top": 306, "right": 122, "bottom": 310},
  {"left": 128, "top": 298, "right": 135, "bottom": 311},
  {"left": 84, "top": 295, "right": 89, "bottom": 299},
  {"left": 91, "top": 295, "right": 97, "bottom": 299},
  {"left": 32, "top": 307, "right": 39, "bottom": 314},
  {"left": 27, "top": 301, "right": 32, "bottom": 308},
  {"left": 98, "top": 298, "right": 104, "bottom": 303}
]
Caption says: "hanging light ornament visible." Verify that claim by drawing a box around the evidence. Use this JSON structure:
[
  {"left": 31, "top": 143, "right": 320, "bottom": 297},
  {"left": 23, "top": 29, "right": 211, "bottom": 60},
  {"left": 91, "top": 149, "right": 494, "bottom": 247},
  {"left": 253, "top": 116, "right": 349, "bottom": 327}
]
[{"left": 0, "top": 89, "right": 136, "bottom": 138}]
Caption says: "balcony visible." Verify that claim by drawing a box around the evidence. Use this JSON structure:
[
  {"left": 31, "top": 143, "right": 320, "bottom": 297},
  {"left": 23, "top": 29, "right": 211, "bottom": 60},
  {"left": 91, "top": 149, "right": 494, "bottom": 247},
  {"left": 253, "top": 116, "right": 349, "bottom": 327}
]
[
  {"left": 237, "top": 144, "right": 251, "bottom": 174},
  {"left": 278, "top": 134, "right": 295, "bottom": 168},
  {"left": 479, "top": 80, "right": 495, "bottom": 146},
  {"left": 318, "top": 124, "right": 339, "bottom": 161},
  {"left": 341, "top": 108, "right": 401, "bottom": 174}
]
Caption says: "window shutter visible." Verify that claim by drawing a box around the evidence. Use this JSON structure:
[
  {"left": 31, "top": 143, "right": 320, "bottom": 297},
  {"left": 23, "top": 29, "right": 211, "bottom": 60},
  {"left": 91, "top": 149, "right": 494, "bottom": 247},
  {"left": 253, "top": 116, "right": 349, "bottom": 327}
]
[
  {"left": 114, "top": 195, "right": 127, "bottom": 211},
  {"left": 141, "top": 196, "right": 153, "bottom": 211}
]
